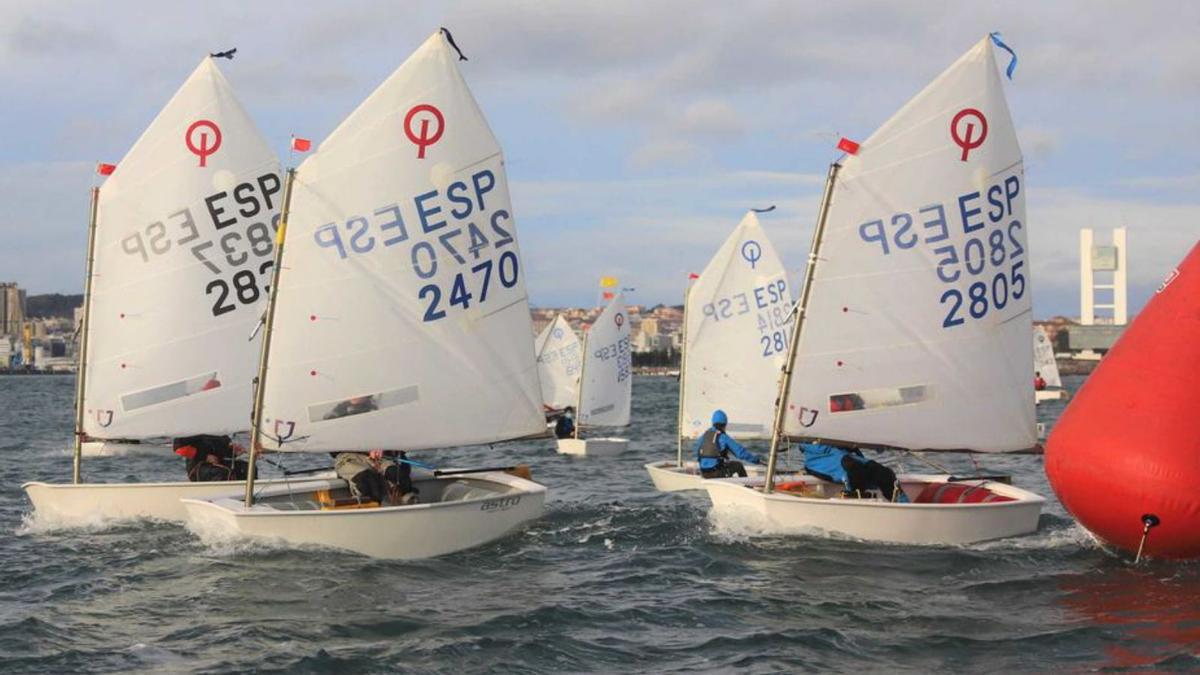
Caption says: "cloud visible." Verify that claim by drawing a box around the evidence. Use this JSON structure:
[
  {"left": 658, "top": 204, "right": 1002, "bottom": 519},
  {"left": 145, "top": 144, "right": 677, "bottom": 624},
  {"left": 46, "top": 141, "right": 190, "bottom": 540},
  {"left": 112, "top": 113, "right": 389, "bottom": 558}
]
[
  {"left": 627, "top": 138, "right": 710, "bottom": 170},
  {"left": 2, "top": 0, "right": 1199, "bottom": 318},
  {"left": 1117, "top": 173, "right": 1200, "bottom": 192}
]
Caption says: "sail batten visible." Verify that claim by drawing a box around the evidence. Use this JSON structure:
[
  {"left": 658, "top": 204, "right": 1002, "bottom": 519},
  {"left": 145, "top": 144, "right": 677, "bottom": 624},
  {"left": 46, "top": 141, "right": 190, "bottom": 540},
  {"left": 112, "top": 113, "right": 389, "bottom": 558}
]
[
  {"left": 781, "top": 36, "right": 1034, "bottom": 453},
  {"left": 82, "top": 57, "right": 280, "bottom": 440},
  {"left": 259, "top": 31, "right": 545, "bottom": 453}
]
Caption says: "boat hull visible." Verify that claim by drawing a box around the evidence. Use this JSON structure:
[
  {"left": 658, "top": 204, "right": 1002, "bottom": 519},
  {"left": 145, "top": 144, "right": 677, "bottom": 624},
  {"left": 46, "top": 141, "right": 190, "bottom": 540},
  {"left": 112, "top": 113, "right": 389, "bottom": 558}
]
[
  {"left": 556, "top": 437, "right": 628, "bottom": 457},
  {"left": 21, "top": 477, "right": 325, "bottom": 525},
  {"left": 644, "top": 460, "right": 802, "bottom": 492},
  {"left": 80, "top": 440, "right": 168, "bottom": 457},
  {"left": 1035, "top": 389, "right": 1069, "bottom": 404},
  {"left": 704, "top": 474, "right": 1044, "bottom": 545},
  {"left": 181, "top": 471, "right": 546, "bottom": 560}
]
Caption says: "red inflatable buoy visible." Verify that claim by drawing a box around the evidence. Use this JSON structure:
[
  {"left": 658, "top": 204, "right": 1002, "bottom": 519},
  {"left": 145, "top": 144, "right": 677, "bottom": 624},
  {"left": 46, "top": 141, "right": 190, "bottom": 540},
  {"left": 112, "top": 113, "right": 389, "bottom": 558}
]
[{"left": 1046, "top": 241, "right": 1200, "bottom": 559}]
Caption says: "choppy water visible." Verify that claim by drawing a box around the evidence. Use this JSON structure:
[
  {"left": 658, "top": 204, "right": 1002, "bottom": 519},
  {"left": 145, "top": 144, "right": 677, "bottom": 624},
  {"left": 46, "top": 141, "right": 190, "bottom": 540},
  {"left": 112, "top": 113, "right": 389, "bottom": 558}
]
[{"left": 2, "top": 375, "right": 1198, "bottom": 673}]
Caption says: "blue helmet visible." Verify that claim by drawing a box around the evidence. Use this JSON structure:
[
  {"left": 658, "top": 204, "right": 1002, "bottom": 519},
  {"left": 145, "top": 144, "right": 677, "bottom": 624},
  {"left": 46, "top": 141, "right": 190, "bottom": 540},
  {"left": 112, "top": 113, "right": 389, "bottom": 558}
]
[{"left": 711, "top": 409, "right": 728, "bottom": 425}]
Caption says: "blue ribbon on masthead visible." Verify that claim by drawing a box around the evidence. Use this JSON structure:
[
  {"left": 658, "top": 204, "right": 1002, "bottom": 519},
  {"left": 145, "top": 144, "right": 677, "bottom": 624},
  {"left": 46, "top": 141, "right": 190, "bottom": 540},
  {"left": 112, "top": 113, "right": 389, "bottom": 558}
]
[{"left": 989, "top": 32, "right": 1017, "bottom": 80}]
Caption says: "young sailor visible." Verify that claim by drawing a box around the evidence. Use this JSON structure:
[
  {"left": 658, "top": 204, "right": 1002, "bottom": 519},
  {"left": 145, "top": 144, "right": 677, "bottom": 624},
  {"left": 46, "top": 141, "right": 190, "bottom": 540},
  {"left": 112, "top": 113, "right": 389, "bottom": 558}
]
[
  {"left": 174, "top": 435, "right": 248, "bottom": 482},
  {"left": 695, "top": 410, "right": 763, "bottom": 478},
  {"left": 800, "top": 442, "right": 908, "bottom": 501},
  {"left": 554, "top": 406, "right": 576, "bottom": 439},
  {"left": 334, "top": 451, "right": 391, "bottom": 504},
  {"left": 1034, "top": 372, "right": 1047, "bottom": 391}
]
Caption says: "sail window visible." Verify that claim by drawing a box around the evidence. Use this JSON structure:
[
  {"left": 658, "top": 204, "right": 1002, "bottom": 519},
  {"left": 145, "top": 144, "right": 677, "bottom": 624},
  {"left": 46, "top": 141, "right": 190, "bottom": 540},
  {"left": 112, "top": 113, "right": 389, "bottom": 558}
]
[
  {"left": 828, "top": 384, "right": 931, "bottom": 413},
  {"left": 121, "top": 372, "right": 221, "bottom": 411},
  {"left": 308, "top": 385, "right": 420, "bottom": 423}
]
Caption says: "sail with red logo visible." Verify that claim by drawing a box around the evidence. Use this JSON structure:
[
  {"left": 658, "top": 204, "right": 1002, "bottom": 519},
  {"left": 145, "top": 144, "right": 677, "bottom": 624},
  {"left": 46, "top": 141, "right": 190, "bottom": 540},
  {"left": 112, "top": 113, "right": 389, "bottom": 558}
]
[
  {"left": 179, "top": 29, "right": 551, "bottom": 559},
  {"left": 704, "top": 34, "right": 1046, "bottom": 545},
  {"left": 1046, "top": 242, "right": 1200, "bottom": 559}
]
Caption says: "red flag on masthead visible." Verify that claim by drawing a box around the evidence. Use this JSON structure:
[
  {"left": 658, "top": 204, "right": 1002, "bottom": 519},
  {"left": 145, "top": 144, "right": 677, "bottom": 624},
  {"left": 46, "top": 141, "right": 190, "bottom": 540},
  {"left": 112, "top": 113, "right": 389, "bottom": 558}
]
[
  {"left": 96, "top": 162, "right": 116, "bottom": 176},
  {"left": 688, "top": 273, "right": 700, "bottom": 280},
  {"left": 837, "top": 137, "right": 860, "bottom": 155},
  {"left": 291, "top": 136, "right": 312, "bottom": 152}
]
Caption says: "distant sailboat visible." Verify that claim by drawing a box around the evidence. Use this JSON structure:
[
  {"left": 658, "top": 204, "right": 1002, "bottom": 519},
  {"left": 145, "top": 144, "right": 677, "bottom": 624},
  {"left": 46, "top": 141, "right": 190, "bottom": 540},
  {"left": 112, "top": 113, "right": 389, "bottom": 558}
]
[
  {"left": 535, "top": 314, "right": 582, "bottom": 418},
  {"left": 181, "top": 30, "right": 548, "bottom": 559},
  {"left": 23, "top": 55, "right": 299, "bottom": 523},
  {"left": 557, "top": 293, "right": 631, "bottom": 456},
  {"left": 645, "top": 211, "right": 802, "bottom": 490},
  {"left": 1034, "top": 325, "right": 1068, "bottom": 403},
  {"left": 705, "top": 35, "right": 1045, "bottom": 545}
]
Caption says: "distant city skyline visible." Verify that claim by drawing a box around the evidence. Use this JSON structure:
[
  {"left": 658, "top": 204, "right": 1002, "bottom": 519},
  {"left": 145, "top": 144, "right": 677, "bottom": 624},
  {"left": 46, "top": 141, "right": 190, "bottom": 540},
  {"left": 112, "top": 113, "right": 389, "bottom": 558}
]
[{"left": 2, "top": 2, "right": 1197, "bottom": 317}]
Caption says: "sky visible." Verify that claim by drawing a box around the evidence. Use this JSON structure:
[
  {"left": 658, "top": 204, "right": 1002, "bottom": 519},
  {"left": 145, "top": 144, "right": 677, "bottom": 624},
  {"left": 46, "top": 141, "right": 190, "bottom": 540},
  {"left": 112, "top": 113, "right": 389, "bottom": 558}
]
[{"left": 1, "top": 0, "right": 1197, "bottom": 317}]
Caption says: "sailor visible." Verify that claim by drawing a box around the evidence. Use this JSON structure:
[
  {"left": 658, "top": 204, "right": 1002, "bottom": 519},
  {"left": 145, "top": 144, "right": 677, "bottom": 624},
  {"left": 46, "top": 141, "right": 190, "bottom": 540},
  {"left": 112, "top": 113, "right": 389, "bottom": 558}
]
[
  {"left": 174, "top": 434, "right": 247, "bottom": 482},
  {"left": 382, "top": 450, "right": 419, "bottom": 505},
  {"left": 554, "top": 406, "right": 576, "bottom": 439},
  {"left": 801, "top": 442, "right": 907, "bottom": 501},
  {"left": 1034, "top": 372, "right": 1047, "bottom": 391},
  {"left": 334, "top": 451, "right": 390, "bottom": 505},
  {"left": 695, "top": 410, "right": 763, "bottom": 478}
]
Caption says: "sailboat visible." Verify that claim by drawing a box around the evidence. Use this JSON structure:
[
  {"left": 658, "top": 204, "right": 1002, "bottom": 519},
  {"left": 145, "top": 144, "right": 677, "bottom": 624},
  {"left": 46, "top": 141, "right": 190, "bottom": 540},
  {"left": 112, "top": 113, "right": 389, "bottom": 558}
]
[
  {"left": 557, "top": 294, "right": 632, "bottom": 456},
  {"left": 705, "top": 35, "right": 1045, "bottom": 545},
  {"left": 22, "top": 55, "right": 303, "bottom": 524},
  {"left": 181, "top": 30, "right": 548, "bottom": 560},
  {"left": 645, "top": 211, "right": 803, "bottom": 491},
  {"left": 535, "top": 314, "right": 582, "bottom": 419},
  {"left": 1033, "top": 325, "right": 1068, "bottom": 403}
]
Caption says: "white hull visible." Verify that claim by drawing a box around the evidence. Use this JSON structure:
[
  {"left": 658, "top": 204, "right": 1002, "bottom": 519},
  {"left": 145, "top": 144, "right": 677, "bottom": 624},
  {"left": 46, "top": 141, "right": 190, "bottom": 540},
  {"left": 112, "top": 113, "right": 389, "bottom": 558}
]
[
  {"left": 556, "top": 437, "right": 628, "bottom": 457},
  {"left": 80, "top": 440, "right": 168, "bottom": 457},
  {"left": 704, "top": 474, "right": 1044, "bottom": 545},
  {"left": 22, "top": 476, "right": 328, "bottom": 525},
  {"left": 181, "top": 471, "right": 546, "bottom": 560},
  {"left": 644, "top": 460, "right": 802, "bottom": 492},
  {"left": 1035, "top": 389, "right": 1069, "bottom": 404}
]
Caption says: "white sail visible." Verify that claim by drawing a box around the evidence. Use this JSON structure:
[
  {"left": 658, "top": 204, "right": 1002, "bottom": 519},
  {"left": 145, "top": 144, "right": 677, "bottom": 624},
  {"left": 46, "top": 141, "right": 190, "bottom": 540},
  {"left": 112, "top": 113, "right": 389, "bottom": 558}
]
[
  {"left": 259, "top": 31, "right": 545, "bottom": 452},
  {"left": 681, "top": 212, "right": 792, "bottom": 440},
  {"left": 82, "top": 58, "right": 280, "bottom": 439},
  {"left": 578, "top": 295, "right": 632, "bottom": 427},
  {"left": 782, "top": 36, "right": 1035, "bottom": 452},
  {"left": 535, "top": 315, "right": 582, "bottom": 410},
  {"left": 1033, "top": 325, "right": 1062, "bottom": 387}
]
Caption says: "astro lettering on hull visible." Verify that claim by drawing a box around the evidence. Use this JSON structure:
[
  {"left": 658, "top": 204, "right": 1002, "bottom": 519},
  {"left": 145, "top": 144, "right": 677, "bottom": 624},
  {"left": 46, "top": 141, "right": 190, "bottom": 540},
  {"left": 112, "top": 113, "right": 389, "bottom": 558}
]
[
  {"left": 120, "top": 172, "right": 282, "bottom": 318},
  {"left": 480, "top": 495, "right": 522, "bottom": 512},
  {"left": 312, "top": 161, "right": 522, "bottom": 324},
  {"left": 857, "top": 170, "right": 1026, "bottom": 330}
]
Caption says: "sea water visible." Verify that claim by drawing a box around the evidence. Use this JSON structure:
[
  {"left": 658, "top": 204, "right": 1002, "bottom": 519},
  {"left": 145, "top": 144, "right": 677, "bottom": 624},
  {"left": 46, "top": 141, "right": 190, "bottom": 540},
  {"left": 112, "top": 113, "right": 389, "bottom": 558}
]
[{"left": 1, "top": 375, "right": 1197, "bottom": 672}]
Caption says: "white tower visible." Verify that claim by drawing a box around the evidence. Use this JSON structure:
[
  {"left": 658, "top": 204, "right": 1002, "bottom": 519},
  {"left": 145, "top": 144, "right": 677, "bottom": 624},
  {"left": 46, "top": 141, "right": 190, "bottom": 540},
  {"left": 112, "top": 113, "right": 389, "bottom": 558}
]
[{"left": 1079, "top": 227, "right": 1128, "bottom": 326}]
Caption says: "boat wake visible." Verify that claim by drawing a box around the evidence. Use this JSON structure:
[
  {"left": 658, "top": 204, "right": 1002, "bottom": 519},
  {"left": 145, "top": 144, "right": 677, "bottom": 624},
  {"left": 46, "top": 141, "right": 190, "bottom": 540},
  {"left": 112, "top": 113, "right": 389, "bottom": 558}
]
[{"left": 15, "top": 509, "right": 163, "bottom": 536}]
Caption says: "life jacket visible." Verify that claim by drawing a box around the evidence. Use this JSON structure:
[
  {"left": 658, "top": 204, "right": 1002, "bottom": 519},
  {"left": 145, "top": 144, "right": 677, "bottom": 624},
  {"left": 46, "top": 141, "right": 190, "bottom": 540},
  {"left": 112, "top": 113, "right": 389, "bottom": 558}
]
[{"left": 698, "top": 428, "right": 727, "bottom": 461}]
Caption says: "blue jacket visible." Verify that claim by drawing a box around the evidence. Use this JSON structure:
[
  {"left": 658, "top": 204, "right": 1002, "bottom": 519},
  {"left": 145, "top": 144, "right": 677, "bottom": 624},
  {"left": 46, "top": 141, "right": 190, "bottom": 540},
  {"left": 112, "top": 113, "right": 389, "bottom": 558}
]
[
  {"left": 695, "top": 427, "right": 762, "bottom": 470},
  {"left": 554, "top": 416, "right": 575, "bottom": 439},
  {"left": 801, "top": 442, "right": 866, "bottom": 491}
]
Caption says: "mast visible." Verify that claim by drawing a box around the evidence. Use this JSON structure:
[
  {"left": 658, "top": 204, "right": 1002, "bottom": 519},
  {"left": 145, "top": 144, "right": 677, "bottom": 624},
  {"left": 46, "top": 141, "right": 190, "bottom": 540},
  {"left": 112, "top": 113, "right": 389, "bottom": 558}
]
[
  {"left": 763, "top": 162, "right": 841, "bottom": 493},
  {"left": 72, "top": 187, "right": 100, "bottom": 484},
  {"left": 244, "top": 168, "right": 296, "bottom": 506},
  {"left": 675, "top": 280, "right": 693, "bottom": 466},
  {"left": 574, "top": 322, "right": 589, "bottom": 440}
]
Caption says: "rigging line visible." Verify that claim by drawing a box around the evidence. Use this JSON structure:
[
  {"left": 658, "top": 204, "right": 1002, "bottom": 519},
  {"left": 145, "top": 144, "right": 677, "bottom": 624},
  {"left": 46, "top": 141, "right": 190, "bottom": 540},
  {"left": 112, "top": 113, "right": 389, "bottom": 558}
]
[{"left": 903, "top": 450, "right": 951, "bottom": 474}]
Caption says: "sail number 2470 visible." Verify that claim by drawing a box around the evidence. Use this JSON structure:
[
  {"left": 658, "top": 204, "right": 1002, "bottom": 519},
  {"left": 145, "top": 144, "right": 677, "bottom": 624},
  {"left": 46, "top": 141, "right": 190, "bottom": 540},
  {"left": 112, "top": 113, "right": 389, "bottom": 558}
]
[{"left": 310, "top": 168, "right": 522, "bottom": 323}]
